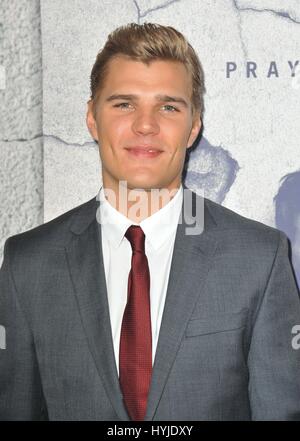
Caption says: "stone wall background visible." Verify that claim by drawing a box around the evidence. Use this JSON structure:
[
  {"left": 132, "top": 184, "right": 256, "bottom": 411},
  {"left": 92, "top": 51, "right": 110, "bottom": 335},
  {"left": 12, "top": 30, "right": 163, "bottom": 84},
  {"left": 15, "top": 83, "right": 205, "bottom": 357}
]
[
  {"left": 1, "top": 1, "right": 300, "bottom": 283},
  {"left": 0, "top": 0, "right": 43, "bottom": 264}
]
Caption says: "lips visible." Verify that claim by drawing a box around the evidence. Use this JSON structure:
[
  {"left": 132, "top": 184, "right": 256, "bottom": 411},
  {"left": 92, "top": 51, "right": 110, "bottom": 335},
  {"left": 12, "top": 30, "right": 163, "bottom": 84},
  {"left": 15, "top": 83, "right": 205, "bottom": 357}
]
[{"left": 125, "top": 146, "right": 163, "bottom": 158}]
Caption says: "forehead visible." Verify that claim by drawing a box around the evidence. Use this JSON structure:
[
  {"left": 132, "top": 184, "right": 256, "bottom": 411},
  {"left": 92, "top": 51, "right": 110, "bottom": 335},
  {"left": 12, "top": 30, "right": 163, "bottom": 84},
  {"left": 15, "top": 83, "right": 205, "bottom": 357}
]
[{"left": 101, "top": 56, "right": 192, "bottom": 98}]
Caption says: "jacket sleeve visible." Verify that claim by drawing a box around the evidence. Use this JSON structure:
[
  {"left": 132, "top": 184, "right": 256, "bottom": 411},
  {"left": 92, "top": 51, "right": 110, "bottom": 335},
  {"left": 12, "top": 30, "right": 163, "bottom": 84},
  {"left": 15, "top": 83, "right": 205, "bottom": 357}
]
[
  {"left": 248, "top": 231, "right": 300, "bottom": 420},
  {"left": 0, "top": 238, "right": 48, "bottom": 420}
]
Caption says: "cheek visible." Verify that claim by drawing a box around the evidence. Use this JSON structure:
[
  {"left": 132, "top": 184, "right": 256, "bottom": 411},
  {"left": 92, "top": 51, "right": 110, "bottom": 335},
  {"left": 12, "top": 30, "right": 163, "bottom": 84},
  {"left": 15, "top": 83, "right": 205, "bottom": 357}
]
[
  {"left": 162, "top": 117, "right": 192, "bottom": 141},
  {"left": 163, "top": 130, "right": 191, "bottom": 157},
  {"left": 98, "top": 115, "right": 131, "bottom": 145}
]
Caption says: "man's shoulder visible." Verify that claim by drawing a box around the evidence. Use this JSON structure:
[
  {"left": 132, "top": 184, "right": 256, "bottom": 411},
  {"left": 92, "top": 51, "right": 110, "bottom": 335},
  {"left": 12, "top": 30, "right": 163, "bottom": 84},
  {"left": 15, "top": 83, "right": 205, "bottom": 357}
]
[
  {"left": 203, "top": 195, "right": 284, "bottom": 253},
  {"left": 204, "top": 196, "right": 275, "bottom": 231},
  {"left": 4, "top": 189, "right": 285, "bottom": 260},
  {"left": 4, "top": 196, "right": 98, "bottom": 257}
]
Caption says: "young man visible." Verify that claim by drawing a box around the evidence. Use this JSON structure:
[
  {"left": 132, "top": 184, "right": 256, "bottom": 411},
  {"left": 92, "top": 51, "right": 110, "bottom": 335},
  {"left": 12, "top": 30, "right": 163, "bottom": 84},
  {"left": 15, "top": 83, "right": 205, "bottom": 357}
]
[{"left": 0, "top": 23, "right": 300, "bottom": 421}]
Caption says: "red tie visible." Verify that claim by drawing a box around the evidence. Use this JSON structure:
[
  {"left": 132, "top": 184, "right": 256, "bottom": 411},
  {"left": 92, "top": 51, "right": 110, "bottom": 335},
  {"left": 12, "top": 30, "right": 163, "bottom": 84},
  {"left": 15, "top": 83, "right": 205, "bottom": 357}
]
[{"left": 119, "top": 225, "right": 152, "bottom": 421}]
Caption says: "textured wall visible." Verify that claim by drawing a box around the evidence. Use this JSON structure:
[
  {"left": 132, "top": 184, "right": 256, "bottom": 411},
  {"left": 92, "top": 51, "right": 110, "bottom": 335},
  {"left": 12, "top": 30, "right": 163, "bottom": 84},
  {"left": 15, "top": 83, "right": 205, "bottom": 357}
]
[
  {"left": 41, "top": 0, "right": 137, "bottom": 219},
  {"left": 0, "top": 0, "right": 43, "bottom": 264},
  {"left": 1, "top": 1, "right": 300, "bottom": 282},
  {"left": 41, "top": 0, "right": 300, "bottom": 225}
]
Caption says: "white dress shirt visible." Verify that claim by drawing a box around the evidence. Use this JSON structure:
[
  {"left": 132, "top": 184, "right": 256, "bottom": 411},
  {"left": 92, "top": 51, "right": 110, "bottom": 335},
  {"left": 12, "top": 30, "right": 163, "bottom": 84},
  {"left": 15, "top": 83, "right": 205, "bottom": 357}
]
[{"left": 98, "top": 183, "right": 183, "bottom": 375}]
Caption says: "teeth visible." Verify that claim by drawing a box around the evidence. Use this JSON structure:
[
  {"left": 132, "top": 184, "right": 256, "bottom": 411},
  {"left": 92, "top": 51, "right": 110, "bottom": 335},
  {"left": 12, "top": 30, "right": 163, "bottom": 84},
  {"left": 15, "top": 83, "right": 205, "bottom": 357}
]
[{"left": 128, "top": 148, "right": 160, "bottom": 153}]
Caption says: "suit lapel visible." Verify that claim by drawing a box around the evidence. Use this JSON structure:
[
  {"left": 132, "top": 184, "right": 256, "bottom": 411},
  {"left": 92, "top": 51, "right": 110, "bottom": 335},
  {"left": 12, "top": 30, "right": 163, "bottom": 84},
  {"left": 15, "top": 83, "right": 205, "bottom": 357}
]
[
  {"left": 65, "top": 198, "right": 129, "bottom": 420},
  {"left": 64, "top": 189, "right": 218, "bottom": 421},
  {"left": 144, "top": 188, "right": 218, "bottom": 420}
]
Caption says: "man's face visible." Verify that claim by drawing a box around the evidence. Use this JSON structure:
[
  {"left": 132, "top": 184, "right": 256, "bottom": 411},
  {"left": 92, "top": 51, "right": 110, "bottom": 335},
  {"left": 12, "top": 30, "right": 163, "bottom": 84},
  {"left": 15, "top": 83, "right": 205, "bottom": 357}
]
[{"left": 87, "top": 56, "right": 201, "bottom": 193}]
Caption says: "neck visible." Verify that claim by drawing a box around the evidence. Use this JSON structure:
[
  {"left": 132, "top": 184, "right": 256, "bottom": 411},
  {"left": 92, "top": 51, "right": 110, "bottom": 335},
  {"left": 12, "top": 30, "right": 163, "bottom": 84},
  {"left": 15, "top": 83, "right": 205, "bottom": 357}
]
[{"left": 101, "top": 178, "right": 181, "bottom": 223}]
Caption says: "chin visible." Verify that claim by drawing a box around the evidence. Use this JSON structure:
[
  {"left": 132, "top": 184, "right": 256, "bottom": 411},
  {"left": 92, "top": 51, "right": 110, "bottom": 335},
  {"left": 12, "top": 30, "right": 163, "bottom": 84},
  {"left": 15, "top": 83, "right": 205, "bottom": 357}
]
[
  {"left": 126, "top": 182, "right": 158, "bottom": 191},
  {"left": 124, "top": 176, "right": 160, "bottom": 190}
]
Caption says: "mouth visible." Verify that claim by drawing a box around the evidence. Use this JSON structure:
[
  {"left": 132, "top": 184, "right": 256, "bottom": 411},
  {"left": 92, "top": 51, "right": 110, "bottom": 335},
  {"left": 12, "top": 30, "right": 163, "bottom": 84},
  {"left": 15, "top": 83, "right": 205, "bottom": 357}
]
[{"left": 125, "top": 146, "right": 164, "bottom": 158}]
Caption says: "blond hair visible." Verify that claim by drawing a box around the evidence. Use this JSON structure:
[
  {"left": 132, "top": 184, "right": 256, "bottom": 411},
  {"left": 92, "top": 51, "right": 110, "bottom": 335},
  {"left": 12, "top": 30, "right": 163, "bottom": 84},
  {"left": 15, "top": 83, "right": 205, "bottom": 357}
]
[{"left": 90, "top": 23, "right": 205, "bottom": 116}]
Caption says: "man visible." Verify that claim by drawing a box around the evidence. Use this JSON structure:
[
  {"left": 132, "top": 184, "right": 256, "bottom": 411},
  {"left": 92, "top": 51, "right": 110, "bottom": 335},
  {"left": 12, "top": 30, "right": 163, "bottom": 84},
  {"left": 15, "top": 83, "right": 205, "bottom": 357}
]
[{"left": 0, "top": 23, "right": 300, "bottom": 421}]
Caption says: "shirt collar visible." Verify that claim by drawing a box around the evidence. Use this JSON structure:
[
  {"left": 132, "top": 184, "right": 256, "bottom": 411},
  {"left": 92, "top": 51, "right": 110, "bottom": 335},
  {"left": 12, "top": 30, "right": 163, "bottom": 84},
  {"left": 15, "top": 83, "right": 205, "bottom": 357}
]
[{"left": 98, "top": 184, "right": 183, "bottom": 250}]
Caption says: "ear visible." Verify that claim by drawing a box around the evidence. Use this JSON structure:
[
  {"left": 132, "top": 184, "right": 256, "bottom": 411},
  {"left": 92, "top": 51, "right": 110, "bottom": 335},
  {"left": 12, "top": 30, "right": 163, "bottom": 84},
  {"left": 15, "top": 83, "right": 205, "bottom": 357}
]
[
  {"left": 187, "top": 113, "right": 202, "bottom": 149},
  {"left": 86, "top": 99, "right": 99, "bottom": 141}
]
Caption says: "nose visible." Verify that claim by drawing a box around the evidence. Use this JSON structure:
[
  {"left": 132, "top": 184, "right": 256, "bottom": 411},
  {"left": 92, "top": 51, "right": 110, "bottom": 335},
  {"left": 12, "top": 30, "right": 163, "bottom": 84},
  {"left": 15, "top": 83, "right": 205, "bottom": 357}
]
[{"left": 131, "top": 109, "right": 160, "bottom": 136}]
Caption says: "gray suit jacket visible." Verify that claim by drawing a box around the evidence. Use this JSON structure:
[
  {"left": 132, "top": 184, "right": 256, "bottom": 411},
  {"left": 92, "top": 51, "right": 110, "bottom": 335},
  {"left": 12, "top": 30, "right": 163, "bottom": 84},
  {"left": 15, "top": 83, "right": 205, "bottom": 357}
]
[{"left": 0, "top": 187, "right": 300, "bottom": 420}]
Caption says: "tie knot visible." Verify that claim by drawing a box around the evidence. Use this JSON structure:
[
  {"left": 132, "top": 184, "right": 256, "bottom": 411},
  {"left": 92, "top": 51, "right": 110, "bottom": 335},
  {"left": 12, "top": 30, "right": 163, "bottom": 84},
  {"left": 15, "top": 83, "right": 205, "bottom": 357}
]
[{"left": 125, "top": 225, "right": 145, "bottom": 253}]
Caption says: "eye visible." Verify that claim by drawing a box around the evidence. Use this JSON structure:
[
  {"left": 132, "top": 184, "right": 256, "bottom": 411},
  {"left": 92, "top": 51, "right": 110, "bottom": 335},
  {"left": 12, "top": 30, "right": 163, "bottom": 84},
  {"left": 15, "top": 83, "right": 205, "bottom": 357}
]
[
  {"left": 113, "top": 102, "right": 133, "bottom": 110},
  {"left": 161, "top": 104, "right": 179, "bottom": 112}
]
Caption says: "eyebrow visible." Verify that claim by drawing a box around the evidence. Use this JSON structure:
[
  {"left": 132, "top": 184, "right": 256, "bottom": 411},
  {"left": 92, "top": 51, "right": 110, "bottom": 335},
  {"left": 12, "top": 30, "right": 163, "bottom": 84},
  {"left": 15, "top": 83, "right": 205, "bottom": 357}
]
[{"left": 105, "top": 94, "right": 188, "bottom": 108}]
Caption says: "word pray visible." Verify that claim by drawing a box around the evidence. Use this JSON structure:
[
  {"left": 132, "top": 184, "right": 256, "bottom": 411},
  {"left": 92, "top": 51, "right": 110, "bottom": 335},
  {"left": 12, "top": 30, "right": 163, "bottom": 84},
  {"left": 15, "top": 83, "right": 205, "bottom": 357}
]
[{"left": 226, "top": 60, "right": 299, "bottom": 78}]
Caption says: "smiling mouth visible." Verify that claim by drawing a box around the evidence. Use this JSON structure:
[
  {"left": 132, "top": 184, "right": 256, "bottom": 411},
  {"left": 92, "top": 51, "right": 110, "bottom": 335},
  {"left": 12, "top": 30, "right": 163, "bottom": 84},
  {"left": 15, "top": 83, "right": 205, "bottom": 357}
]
[{"left": 125, "top": 147, "right": 163, "bottom": 158}]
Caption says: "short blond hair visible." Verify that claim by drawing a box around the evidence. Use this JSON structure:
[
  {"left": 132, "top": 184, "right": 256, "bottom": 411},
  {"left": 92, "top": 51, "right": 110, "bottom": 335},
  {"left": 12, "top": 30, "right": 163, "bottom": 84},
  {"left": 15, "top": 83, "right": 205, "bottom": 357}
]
[{"left": 90, "top": 23, "right": 205, "bottom": 116}]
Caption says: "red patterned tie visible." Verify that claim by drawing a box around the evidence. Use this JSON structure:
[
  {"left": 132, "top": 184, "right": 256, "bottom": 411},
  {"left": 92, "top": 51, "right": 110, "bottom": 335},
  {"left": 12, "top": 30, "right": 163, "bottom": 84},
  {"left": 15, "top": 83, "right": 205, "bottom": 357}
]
[{"left": 119, "top": 225, "right": 152, "bottom": 421}]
